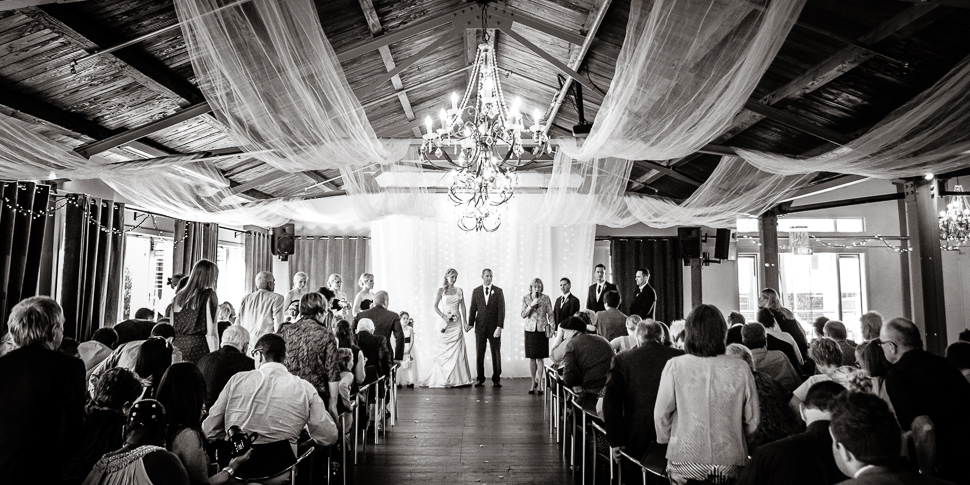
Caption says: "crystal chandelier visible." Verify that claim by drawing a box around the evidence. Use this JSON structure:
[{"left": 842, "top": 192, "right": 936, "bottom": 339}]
[
  {"left": 420, "top": 40, "right": 550, "bottom": 232},
  {"left": 940, "top": 184, "right": 970, "bottom": 250}
]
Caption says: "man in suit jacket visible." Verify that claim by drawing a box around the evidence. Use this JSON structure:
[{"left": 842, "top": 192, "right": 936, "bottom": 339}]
[
  {"left": 197, "top": 324, "right": 255, "bottom": 411},
  {"left": 586, "top": 264, "right": 618, "bottom": 313},
  {"left": 354, "top": 291, "right": 405, "bottom": 361},
  {"left": 553, "top": 277, "right": 581, "bottom": 328},
  {"left": 467, "top": 269, "right": 505, "bottom": 386},
  {"left": 629, "top": 268, "right": 657, "bottom": 320},
  {"left": 602, "top": 320, "right": 683, "bottom": 459},
  {"left": 0, "top": 297, "right": 85, "bottom": 484},
  {"left": 595, "top": 290, "right": 627, "bottom": 342},
  {"left": 831, "top": 392, "right": 955, "bottom": 485}
]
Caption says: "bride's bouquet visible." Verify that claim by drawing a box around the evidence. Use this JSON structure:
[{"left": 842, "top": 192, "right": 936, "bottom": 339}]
[{"left": 438, "top": 311, "right": 458, "bottom": 332}]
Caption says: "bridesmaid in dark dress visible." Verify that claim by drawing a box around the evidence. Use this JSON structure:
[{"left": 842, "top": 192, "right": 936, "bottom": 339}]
[{"left": 169, "top": 259, "right": 219, "bottom": 363}]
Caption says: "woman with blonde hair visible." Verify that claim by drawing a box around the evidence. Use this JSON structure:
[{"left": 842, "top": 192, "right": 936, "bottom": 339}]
[
  {"left": 169, "top": 259, "right": 219, "bottom": 362},
  {"left": 352, "top": 272, "right": 376, "bottom": 315},
  {"left": 285, "top": 271, "right": 309, "bottom": 307},
  {"left": 521, "top": 277, "right": 553, "bottom": 394},
  {"left": 328, "top": 273, "right": 351, "bottom": 320},
  {"left": 425, "top": 268, "right": 472, "bottom": 388}
]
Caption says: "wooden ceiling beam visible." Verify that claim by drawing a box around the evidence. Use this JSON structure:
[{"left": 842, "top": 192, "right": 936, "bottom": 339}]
[
  {"left": 0, "top": 88, "right": 113, "bottom": 141},
  {"left": 0, "top": 0, "right": 84, "bottom": 12},
  {"left": 357, "top": 0, "right": 422, "bottom": 137},
  {"left": 637, "top": 160, "right": 703, "bottom": 187},
  {"left": 357, "top": 29, "right": 457, "bottom": 97},
  {"left": 742, "top": 100, "right": 854, "bottom": 146},
  {"left": 500, "top": 26, "right": 594, "bottom": 91},
  {"left": 74, "top": 102, "right": 212, "bottom": 158}
]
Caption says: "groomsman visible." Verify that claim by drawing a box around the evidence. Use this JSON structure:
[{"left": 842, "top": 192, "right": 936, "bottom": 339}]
[
  {"left": 553, "top": 277, "right": 581, "bottom": 328},
  {"left": 586, "top": 264, "right": 618, "bottom": 313},
  {"left": 629, "top": 268, "right": 657, "bottom": 320},
  {"left": 468, "top": 269, "right": 505, "bottom": 387}
]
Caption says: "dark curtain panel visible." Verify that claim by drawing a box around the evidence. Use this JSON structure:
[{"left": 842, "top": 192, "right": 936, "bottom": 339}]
[
  {"left": 244, "top": 226, "right": 273, "bottom": 294},
  {"left": 291, "top": 236, "right": 368, "bottom": 295},
  {"left": 0, "top": 182, "right": 54, "bottom": 335},
  {"left": 60, "top": 194, "right": 126, "bottom": 341},
  {"left": 610, "top": 237, "right": 684, "bottom": 325},
  {"left": 173, "top": 221, "right": 219, "bottom": 275}
]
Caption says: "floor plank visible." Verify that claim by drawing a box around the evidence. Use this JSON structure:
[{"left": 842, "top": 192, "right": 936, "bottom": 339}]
[{"left": 354, "top": 378, "right": 578, "bottom": 484}]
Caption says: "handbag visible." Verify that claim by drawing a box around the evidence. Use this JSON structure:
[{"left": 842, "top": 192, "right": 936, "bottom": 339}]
[{"left": 544, "top": 324, "right": 555, "bottom": 339}]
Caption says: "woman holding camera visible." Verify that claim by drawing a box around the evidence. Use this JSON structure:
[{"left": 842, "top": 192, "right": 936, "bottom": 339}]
[{"left": 521, "top": 278, "right": 553, "bottom": 395}]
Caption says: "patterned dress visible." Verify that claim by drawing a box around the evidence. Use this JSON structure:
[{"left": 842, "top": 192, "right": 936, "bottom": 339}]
[
  {"left": 279, "top": 315, "right": 339, "bottom": 400},
  {"left": 521, "top": 293, "right": 553, "bottom": 359}
]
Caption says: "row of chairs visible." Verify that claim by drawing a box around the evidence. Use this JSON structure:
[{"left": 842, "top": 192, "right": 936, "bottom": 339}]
[{"left": 543, "top": 365, "right": 667, "bottom": 485}]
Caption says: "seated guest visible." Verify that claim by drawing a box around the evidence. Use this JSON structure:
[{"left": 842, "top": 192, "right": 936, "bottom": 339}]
[
  {"left": 83, "top": 400, "right": 191, "bottom": 485},
  {"left": 655, "top": 304, "right": 759, "bottom": 484},
  {"left": 336, "top": 348, "right": 356, "bottom": 433},
  {"left": 561, "top": 316, "right": 614, "bottom": 413},
  {"left": 960, "top": 329, "right": 970, "bottom": 343},
  {"left": 279, "top": 291, "right": 340, "bottom": 416},
  {"left": 881, "top": 317, "right": 970, "bottom": 483},
  {"left": 66, "top": 367, "right": 144, "bottom": 482},
  {"left": 238, "top": 271, "right": 285, "bottom": 347},
  {"left": 859, "top": 310, "right": 883, "bottom": 343},
  {"left": 602, "top": 320, "right": 683, "bottom": 459},
  {"left": 88, "top": 322, "right": 182, "bottom": 393},
  {"left": 830, "top": 392, "right": 955, "bottom": 485},
  {"left": 824, "top": 320, "right": 858, "bottom": 366},
  {"left": 726, "top": 311, "right": 746, "bottom": 345},
  {"left": 354, "top": 290, "right": 405, "bottom": 361},
  {"left": 726, "top": 344, "right": 801, "bottom": 451},
  {"left": 758, "top": 310, "right": 804, "bottom": 366},
  {"left": 855, "top": 340, "right": 895, "bottom": 414},
  {"left": 738, "top": 381, "right": 848, "bottom": 485},
  {"left": 78, "top": 327, "right": 118, "bottom": 380},
  {"left": 945, "top": 341, "right": 970, "bottom": 383},
  {"left": 203, "top": 334, "right": 338, "bottom": 465},
  {"left": 0, "top": 331, "right": 15, "bottom": 357},
  {"left": 791, "top": 337, "right": 856, "bottom": 413},
  {"left": 134, "top": 337, "right": 174, "bottom": 398},
  {"left": 357, "top": 318, "right": 393, "bottom": 431},
  {"left": 0, "top": 296, "right": 85, "bottom": 484},
  {"left": 59, "top": 337, "right": 81, "bottom": 358},
  {"left": 609, "top": 315, "right": 641, "bottom": 354},
  {"left": 594, "top": 291, "right": 627, "bottom": 342},
  {"left": 113, "top": 308, "right": 160, "bottom": 346},
  {"left": 197, "top": 324, "right": 255, "bottom": 411},
  {"left": 577, "top": 308, "right": 598, "bottom": 332},
  {"left": 813, "top": 315, "right": 830, "bottom": 340},
  {"left": 742, "top": 322, "right": 801, "bottom": 392},
  {"left": 335, "top": 319, "right": 365, "bottom": 385}
]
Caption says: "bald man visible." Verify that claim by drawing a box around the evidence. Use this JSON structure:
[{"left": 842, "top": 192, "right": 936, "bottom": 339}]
[
  {"left": 237, "top": 271, "right": 285, "bottom": 347},
  {"left": 880, "top": 317, "right": 970, "bottom": 483}
]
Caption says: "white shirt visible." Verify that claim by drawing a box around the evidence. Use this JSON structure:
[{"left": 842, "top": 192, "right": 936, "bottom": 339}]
[
  {"left": 203, "top": 362, "right": 338, "bottom": 452},
  {"left": 237, "top": 289, "right": 285, "bottom": 346}
]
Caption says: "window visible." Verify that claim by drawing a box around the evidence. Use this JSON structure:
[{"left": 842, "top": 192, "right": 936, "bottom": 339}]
[
  {"left": 120, "top": 234, "right": 173, "bottom": 320},
  {"left": 737, "top": 254, "right": 760, "bottom": 321},
  {"left": 779, "top": 253, "right": 867, "bottom": 340},
  {"left": 736, "top": 217, "right": 865, "bottom": 234},
  {"left": 216, "top": 243, "right": 246, "bottom": 310}
]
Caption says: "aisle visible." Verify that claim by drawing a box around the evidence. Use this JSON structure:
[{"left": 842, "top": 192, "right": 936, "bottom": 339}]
[{"left": 355, "top": 378, "right": 574, "bottom": 484}]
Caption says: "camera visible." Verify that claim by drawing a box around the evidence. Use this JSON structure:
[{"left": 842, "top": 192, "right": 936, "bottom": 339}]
[{"left": 226, "top": 425, "right": 258, "bottom": 457}]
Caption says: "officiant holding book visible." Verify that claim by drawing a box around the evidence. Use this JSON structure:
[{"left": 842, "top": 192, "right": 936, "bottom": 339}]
[{"left": 468, "top": 269, "right": 505, "bottom": 387}]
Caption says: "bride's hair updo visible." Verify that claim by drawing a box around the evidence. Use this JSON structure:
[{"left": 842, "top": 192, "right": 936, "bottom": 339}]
[
  {"left": 443, "top": 268, "right": 458, "bottom": 288},
  {"left": 358, "top": 272, "right": 374, "bottom": 289}
]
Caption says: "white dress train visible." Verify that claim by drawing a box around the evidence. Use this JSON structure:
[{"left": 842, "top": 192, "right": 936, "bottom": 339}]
[{"left": 423, "top": 290, "right": 473, "bottom": 388}]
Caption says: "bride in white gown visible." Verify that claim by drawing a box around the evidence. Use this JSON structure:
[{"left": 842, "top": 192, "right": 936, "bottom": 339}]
[{"left": 424, "top": 268, "right": 473, "bottom": 388}]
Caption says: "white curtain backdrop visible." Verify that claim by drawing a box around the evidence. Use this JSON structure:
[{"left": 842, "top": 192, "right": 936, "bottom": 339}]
[{"left": 370, "top": 195, "right": 595, "bottom": 380}]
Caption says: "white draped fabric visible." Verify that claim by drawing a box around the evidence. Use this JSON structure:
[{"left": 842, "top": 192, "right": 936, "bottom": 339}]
[
  {"left": 737, "top": 53, "right": 970, "bottom": 179},
  {"left": 561, "top": 0, "right": 805, "bottom": 161},
  {"left": 172, "top": 0, "right": 410, "bottom": 172},
  {"left": 370, "top": 195, "right": 595, "bottom": 379}
]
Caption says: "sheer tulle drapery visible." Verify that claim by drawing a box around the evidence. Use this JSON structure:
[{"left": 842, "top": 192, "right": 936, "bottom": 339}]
[
  {"left": 561, "top": 0, "right": 805, "bottom": 161},
  {"left": 370, "top": 195, "right": 595, "bottom": 379},
  {"left": 172, "top": 0, "right": 410, "bottom": 173},
  {"left": 737, "top": 53, "right": 970, "bottom": 179}
]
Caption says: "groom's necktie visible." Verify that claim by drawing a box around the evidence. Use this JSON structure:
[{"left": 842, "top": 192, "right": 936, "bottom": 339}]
[
  {"left": 597, "top": 284, "right": 602, "bottom": 298},
  {"left": 485, "top": 287, "right": 490, "bottom": 296}
]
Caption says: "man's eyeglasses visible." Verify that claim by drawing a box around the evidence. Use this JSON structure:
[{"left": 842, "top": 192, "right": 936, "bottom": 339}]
[
  {"left": 879, "top": 340, "right": 898, "bottom": 352},
  {"left": 251, "top": 348, "right": 264, "bottom": 358}
]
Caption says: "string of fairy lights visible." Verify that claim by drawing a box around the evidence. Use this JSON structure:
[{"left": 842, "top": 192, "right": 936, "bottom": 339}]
[{"left": 736, "top": 234, "right": 915, "bottom": 254}]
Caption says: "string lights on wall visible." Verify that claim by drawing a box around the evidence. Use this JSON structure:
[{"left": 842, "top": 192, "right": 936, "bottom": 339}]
[{"left": 736, "top": 234, "right": 915, "bottom": 254}]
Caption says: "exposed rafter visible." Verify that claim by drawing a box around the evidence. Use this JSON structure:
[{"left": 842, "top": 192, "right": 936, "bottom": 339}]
[{"left": 0, "top": 0, "right": 83, "bottom": 12}]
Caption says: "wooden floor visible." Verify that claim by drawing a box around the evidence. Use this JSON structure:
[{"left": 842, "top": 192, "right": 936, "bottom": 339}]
[{"left": 354, "top": 378, "right": 577, "bottom": 484}]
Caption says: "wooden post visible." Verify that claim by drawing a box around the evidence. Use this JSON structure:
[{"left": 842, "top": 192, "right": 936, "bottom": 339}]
[
  {"left": 690, "top": 258, "right": 703, "bottom": 309},
  {"left": 759, "top": 210, "right": 780, "bottom": 293},
  {"left": 896, "top": 183, "right": 913, "bottom": 319},
  {"left": 904, "top": 179, "right": 947, "bottom": 355}
]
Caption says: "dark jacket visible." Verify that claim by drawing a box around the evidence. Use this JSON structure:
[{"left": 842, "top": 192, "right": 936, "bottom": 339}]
[
  {"left": 602, "top": 342, "right": 684, "bottom": 457},
  {"left": 727, "top": 324, "right": 743, "bottom": 345},
  {"left": 562, "top": 333, "right": 614, "bottom": 393},
  {"left": 197, "top": 345, "right": 255, "bottom": 410},
  {"left": 629, "top": 284, "right": 657, "bottom": 320},
  {"left": 354, "top": 305, "right": 405, "bottom": 360},
  {"left": 586, "top": 282, "right": 618, "bottom": 313},
  {"left": 65, "top": 408, "right": 126, "bottom": 481},
  {"left": 885, "top": 349, "right": 970, "bottom": 483},
  {"left": 357, "top": 331, "right": 392, "bottom": 384},
  {"left": 738, "top": 420, "right": 846, "bottom": 485},
  {"left": 837, "top": 466, "right": 956, "bottom": 485},
  {"left": 467, "top": 285, "right": 505, "bottom": 335},
  {"left": 553, "top": 293, "right": 580, "bottom": 327},
  {"left": 757, "top": 308, "right": 808, "bottom": 359},
  {"left": 0, "top": 346, "right": 85, "bottom": 483},
  {"left": 767, "top": 333, "right": 801, "bottom": 373}
]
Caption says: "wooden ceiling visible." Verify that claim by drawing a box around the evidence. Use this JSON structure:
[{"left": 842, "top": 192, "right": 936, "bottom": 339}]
[{"left": 1, "top": 0, "right": 969, "bottom": 206}]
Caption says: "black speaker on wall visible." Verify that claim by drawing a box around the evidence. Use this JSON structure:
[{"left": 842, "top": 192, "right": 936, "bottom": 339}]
[
  {"left": 272, "top": 223, "right": 295, "bottom": 261},
  {"left": 677, "top": 226, "right": 702, "bottom": 259},
  {"left": 714, "top": 228, "right": 736, "bottom": 260}
]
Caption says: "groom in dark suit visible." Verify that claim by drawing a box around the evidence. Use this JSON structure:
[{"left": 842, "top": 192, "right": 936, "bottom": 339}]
[
  {"left": 629, "top": 268, "right": 657, "bottom": 320},
  {"left": 553, "top": 277, "right": 581, "bottom": 328},
  {"left": 586, "top": 264, "right": 618, "bottom": 312},
  {"left": 468, "top": 268, "right": 505, "bottom": 387}
]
